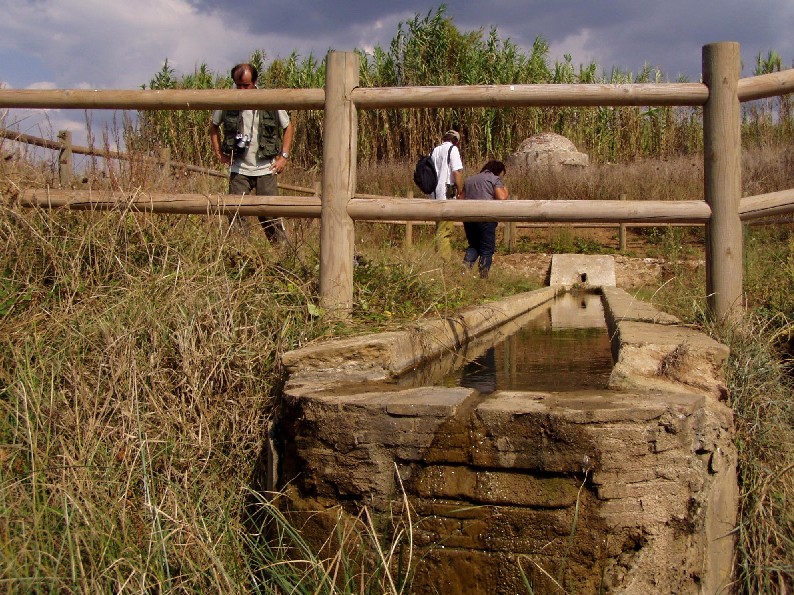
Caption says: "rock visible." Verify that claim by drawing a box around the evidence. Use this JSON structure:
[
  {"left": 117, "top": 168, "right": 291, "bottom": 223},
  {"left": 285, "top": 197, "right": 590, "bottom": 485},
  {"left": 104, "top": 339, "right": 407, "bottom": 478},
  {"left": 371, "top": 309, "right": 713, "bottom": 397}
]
[{"left": 506, "top": 132, "right": 589, "bottom": 170}]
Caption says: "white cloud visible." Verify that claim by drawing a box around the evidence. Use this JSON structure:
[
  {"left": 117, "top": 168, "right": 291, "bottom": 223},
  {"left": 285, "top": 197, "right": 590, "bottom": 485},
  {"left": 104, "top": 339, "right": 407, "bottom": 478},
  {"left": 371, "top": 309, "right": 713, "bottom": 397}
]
[
  {"left": 27, "top": 82, "right": 58, "bottom": 90},
  {"left": 548, "top": 28, "right": 598, "bottom": 68},
  {"left": 0, "top": 0, "right": 273, "bottom": 90}
]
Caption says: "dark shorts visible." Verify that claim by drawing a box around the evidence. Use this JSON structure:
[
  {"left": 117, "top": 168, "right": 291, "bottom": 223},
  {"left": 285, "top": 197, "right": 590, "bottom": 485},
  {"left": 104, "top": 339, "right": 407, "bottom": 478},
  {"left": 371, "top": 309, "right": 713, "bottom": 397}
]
[{"left": 228, "top": 172, "right": 286, "bottom": 243}]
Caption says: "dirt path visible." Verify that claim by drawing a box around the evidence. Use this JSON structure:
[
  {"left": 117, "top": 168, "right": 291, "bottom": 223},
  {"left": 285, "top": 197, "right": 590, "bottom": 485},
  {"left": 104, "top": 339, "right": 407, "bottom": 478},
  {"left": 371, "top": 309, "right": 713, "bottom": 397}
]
[{"left": 495, "top": 225, "right": 706, "bottom": 289}]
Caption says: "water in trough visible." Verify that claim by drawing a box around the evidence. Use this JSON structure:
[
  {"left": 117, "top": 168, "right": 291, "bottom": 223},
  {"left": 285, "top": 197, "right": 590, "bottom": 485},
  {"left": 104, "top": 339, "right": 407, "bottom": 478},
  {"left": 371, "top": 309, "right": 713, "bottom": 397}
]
[{"left": 398, "top": 291, "right": 614, "bottom": 393}]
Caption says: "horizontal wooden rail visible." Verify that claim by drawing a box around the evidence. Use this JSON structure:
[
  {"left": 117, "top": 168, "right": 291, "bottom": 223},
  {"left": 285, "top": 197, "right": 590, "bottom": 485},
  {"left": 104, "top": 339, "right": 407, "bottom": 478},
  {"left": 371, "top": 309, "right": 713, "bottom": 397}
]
[
  {"left": 370, "top": 219, "right": 788, "bottom": 228},
  {"left": 15, "top": 190, "right": 321, "bottom": 216},
  {"left": 1, "top": 128, "right": 320, "bottom": 191},
  {"left": 0, "top": 129, "right": 65, "bottom": 151},
  {"left": 359, "top": 220, "right": 705, "bottom": 228},
  {"left": 348, "top": 197, "right": 711, "bottom": 223},
  {"left": 14, "top": 189, "right": 712, "bottom": 223},
  {"left": 739, "top": 188, "right": 794, "bottom": 220},
  {"left": 2, "top": 128, "right": 231, "bottom": 180},
  {"left": 1, "top": 72, "right": 789, "bottom": 113},
  {"left": 351, "top": 83, "right": 709, "bottom": 108},
  {"left": 737, "top": 69, "right": 794, "bottom": 102},
  {"left": 2, "top": 72, "right": 789, "bottom": 114},
  {"left": 0, "top": 82, "right": 710, "bottom": 113},
  {"left": 15, "top": 187, "right": 787, "bottom": 227},
  {"left": 0, "top": 88, "right": 325, "bottom": 111},
  {"left": 170, "top": 163, "right": 226, "bottom": 178}
]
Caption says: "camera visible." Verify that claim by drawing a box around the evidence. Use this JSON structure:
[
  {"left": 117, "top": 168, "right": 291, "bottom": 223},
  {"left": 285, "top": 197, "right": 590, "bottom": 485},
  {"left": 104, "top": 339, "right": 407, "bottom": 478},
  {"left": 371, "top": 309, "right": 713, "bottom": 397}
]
[{"left": 234, "top": 133, "right": 251, "bottom": 151}]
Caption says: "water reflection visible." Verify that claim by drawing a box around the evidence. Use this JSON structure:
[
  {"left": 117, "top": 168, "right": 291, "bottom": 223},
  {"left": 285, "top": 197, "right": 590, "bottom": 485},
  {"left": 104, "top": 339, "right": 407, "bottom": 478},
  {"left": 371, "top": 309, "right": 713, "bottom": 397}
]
[
  {"left": 460, "top": 347, "right": 498, "bottom": 394},
  {"left": 441, "top": 292, "right": 614, "bottom": 393}
]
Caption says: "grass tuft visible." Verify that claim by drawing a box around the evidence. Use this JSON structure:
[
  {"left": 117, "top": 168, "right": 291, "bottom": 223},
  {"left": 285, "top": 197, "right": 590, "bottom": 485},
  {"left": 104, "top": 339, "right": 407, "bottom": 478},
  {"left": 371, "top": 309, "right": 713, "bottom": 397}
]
[{"left": 710, "top": 315, "right": 794, "bottom": 594}]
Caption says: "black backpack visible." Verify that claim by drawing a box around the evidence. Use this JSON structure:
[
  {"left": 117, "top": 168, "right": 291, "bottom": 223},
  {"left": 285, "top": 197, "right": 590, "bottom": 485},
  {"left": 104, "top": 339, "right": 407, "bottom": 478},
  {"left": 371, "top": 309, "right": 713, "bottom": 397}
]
[{"left": 413, "top": 145, "right": 453, "bottom": 196}]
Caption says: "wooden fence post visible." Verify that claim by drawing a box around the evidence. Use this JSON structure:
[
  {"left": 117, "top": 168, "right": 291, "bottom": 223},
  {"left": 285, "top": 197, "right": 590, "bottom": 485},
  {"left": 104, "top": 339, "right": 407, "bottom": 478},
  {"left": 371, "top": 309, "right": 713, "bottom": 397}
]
[
  {"left": 319, "top": 51, "right": 359, "bottom": 316},
  {"left": 405, "top": 190, "right": 414, "bottom": 249},
  {"left": 57, "top": 130, "right": 73, "bottom": 187},
  {"left": 159, "top": 147, "right": 171, "bottom": 175},
  {"left": 508, "top": 220, "right": 517, "bottom": 251},
  {"left": 501, "top": 216, "right": 510, "bottom": 250},
  {"left": 619, "top": 193, "right": 627, "bottom": 251},
  {"left": 703, "top": 42, "right": 743, "bottom": 321}
]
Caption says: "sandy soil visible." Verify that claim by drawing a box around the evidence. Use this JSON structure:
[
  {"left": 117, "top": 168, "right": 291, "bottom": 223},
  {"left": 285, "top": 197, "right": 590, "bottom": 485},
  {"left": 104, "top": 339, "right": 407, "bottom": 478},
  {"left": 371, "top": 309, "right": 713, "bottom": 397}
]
[
  {"left": 494, "top": 225, "right": 705, "bottom": 289},
  {"left": 498, "top": 252, "right": 673, "bottom": 289}
]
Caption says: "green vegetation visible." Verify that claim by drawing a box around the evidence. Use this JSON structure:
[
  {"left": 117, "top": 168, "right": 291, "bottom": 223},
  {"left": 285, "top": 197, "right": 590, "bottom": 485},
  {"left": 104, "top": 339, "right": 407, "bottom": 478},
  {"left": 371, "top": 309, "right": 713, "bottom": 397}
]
[
  {"left": 133, "top": 5, "right": 790, "bottom": 168},
  {"left": 718, "top": 315, "right": 794, "bottom": 593},
  {"left": 2, "top": 140, "right": 792, "bottom": 592}
]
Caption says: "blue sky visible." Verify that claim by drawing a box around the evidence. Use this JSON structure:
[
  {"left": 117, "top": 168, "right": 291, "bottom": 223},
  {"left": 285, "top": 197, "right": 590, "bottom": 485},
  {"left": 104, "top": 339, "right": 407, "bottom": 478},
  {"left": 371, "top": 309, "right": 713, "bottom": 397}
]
[{"left": 1, "top": 0, "right": 792, "bottom": 145}]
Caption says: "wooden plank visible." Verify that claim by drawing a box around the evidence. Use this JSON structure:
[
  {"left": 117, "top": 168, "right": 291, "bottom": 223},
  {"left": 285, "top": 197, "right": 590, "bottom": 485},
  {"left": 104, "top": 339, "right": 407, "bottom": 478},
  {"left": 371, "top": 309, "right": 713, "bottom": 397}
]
[
  {"left": 739, "top": 188, "right": 794, "bottom": 220},
  {"left": 351, "top": 82, "right": 708, "bottom": 109},
  {"left": 1, "top": 129, "right": 63, "bottom": 150},
  {"left": 4, "top": 70, "right": 790, "bottom": 112},
  {"left": 0, "top": 88, "right": 325, "bottom": 110},
  {"left": 347, "top": 198, "right": 711, "bottom": 223},
  {"left": 1, "top": 128, "right": 228, "bottom": 177},
  {"left": 737, "top": 68, "right": 794, "bottom": 102},
  {"left": 16, "top": 190, "right": 713, "bottom": 224},
  {"left": 16, "top": 190, "right": 322, "bottom": 216}
]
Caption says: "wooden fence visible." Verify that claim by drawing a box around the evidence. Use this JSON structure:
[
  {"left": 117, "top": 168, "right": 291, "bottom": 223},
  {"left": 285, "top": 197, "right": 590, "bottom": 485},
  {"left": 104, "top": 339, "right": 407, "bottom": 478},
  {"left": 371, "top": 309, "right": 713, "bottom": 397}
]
[
  {"left": 0, "top": 127, "right": 229, "bottom": 184},
  {"left": 2, "top": 42, "right": 794, "bottom": 320},
  {"left": 0, "top": 129, "right": 718, "bottom": 252}
]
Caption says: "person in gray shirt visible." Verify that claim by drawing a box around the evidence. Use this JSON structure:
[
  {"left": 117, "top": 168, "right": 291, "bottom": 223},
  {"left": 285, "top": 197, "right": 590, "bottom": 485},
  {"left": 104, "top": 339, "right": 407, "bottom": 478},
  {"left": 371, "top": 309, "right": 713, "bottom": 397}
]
[{"left": 461, "top": 160, "right": 509, "bottom": 278}]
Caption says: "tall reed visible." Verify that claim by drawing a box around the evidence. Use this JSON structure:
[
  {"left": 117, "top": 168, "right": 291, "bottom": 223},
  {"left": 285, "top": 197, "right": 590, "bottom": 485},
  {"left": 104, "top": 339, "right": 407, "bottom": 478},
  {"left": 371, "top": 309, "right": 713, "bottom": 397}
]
[{"left": 128, "top": 6, "right": 792, "bottom": 170}]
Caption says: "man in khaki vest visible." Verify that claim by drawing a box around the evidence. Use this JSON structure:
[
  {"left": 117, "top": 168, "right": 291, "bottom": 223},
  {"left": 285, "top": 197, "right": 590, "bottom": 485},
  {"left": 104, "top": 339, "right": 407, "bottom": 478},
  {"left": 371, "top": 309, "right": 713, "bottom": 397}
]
[{"left": 209, "top": 63, "right": 295, "bottom": 244}]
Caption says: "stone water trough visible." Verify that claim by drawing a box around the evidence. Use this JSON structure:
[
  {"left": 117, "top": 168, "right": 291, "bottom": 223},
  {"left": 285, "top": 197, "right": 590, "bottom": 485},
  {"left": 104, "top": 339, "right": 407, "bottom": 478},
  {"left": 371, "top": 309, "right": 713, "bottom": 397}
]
[{"left": 271, "top": 279, "right": 738, "bottom": 594}]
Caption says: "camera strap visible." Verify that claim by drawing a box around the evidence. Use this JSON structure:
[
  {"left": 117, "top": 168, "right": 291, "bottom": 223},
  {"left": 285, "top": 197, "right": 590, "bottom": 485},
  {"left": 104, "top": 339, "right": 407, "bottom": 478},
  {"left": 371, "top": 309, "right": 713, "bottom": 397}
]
[
  {"left": 238, "top": 111, "right": 256, "bottom": 138},
  {"left": 247, "top": 111, "right": 256, "bottom": 139}
]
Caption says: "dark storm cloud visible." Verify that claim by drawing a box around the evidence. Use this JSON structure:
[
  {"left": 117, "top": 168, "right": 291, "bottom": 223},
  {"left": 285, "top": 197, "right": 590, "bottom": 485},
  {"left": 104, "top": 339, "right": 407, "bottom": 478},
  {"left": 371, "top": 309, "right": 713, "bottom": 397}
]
[
  {"left": 455, "top": 0, "right": 794, "bottom": 80},
  {"left": 3, "top": 0, "right": 792, "bottom": 92},
  {"left": 189, "top": 0, "right": 793, "bottom": 81},
  {"left": 2, "top": 0, "right": 792, "bottom": 148},
  {"left": 190, "top": 0, "right": 410, "bottom": 35}
]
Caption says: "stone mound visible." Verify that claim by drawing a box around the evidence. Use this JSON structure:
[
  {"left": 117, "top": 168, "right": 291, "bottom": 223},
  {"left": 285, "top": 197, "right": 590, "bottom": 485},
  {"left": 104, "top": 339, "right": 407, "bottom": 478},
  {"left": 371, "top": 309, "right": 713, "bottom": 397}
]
[{"left": 507, "top": 132, "right": 589, "bottom": 170}]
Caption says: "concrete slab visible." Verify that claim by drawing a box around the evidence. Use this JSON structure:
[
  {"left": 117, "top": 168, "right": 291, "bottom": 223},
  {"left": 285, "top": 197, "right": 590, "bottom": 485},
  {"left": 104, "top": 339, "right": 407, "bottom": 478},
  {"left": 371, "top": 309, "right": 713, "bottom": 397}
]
[
  {"left": 601, "top": 286, "right": 679, "bottom": 324},
  {"left": 549, "top": 254, "right": 617, "bottom": 289}
]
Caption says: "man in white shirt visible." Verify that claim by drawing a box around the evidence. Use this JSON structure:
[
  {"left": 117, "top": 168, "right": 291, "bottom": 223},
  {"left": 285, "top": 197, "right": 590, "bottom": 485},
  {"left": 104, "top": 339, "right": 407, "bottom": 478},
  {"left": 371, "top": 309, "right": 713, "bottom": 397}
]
[{"left": 428, "top": 130, "right": 464, "bottom": 260}]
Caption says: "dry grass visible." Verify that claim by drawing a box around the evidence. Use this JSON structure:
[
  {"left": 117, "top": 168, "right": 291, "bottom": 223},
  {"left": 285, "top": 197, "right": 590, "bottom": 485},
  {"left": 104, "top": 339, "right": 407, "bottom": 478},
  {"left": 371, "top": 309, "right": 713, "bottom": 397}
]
[
  {"left": 714, "top": 315, "right": 794, "bottom": 594},
  {"left": 0, "top": 206, "right": 321, "bottom": 591},
  {"left": 1, "top": 134, "right": 793, "bottom": 592}
]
